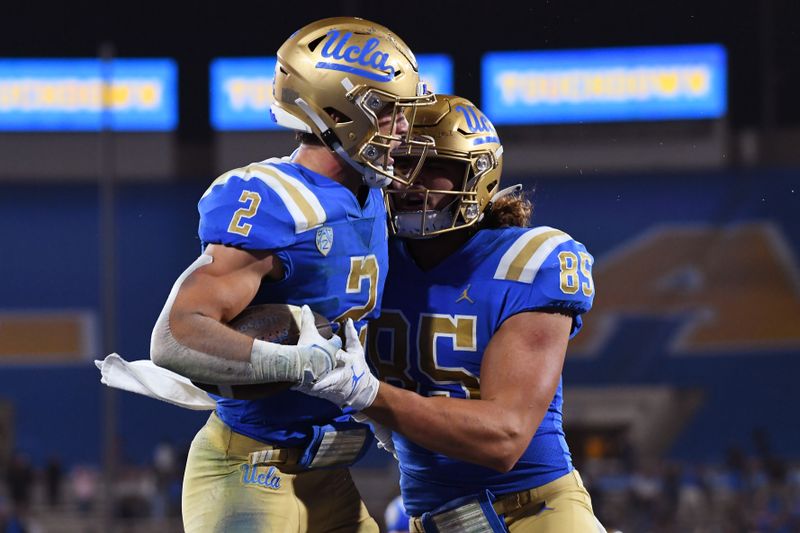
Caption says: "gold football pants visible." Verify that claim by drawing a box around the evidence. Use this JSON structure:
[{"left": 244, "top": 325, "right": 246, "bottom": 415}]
[
  {"left": 182, "top": 412, "right": 378, "bottom": 533},
  {"left": 410, "top": 470, "right": 604, "bottom": 533}
]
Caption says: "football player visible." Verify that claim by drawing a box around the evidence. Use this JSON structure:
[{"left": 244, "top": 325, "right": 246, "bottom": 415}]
[
  {"left": 296, "top": 95, "right": 606, "bottom": 532},
  {"left": 149, "top": 17, "right": 434, "bottom": 533}
]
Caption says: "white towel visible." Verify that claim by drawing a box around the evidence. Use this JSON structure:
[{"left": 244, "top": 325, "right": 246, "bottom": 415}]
[{"left": 95, "top": 353, "right": 216, "bottom": 410}]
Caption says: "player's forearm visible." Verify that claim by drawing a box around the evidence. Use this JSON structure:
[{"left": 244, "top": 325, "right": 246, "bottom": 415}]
[
  {"left": 168, "top": 310, "right": 253, "bottom": 361},
  {"left": 148, "top": 254, "right": 319, "bottom": 385},
  {"left": 150, "top": 307, "right": 256, "bottom": 382},
  {"left": 152, "top": 308, "right": 328, "bottom": 385},
  {"left": 153, "top": 300, "right": 341, "bottom": 388},
  {"left": 364, "top": 383, "right": 540, "bottom": 473}
]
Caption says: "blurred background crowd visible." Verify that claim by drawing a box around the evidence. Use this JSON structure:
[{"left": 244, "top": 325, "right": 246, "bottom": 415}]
[{"left": 4, "top": 435, "right": 800, "bottom": 532}]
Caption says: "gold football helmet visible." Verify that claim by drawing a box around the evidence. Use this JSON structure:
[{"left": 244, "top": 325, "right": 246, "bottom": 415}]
[
  {"left": 387, "top": 95, "right": 506, "bottom": 238},
  {"left": 271, "top": 17, "right": 435, "bottom": 187}
]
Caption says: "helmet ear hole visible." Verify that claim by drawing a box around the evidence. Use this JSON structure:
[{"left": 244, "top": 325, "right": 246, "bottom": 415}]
[
  {"left": 323, "top": 107, "right": 353, "bottom": 125},
  {"left": 307, "top": 35, "right": 325, "bottom": 52}
]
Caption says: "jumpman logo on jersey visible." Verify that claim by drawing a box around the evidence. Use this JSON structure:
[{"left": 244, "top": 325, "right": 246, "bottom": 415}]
[{"left": 455, "top": 284, "right": 475, "bottom": 304}]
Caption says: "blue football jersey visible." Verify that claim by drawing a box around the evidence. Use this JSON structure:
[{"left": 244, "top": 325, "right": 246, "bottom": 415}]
[
  {"left": 367, "top": 226, "right": 595, "bottom": 515},
  {"left": 198, "top": 156, "right": 389, "bottom": 446}
]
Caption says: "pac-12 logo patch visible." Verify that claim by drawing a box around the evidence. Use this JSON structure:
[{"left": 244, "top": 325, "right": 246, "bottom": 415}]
[{"left": 316, "top": 226, "right": 334, "bottom": 256}]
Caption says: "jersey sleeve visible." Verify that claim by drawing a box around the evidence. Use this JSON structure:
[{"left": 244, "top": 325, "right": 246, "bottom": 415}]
[
  {"left": 197, "top": 164, "right": 300, "bottom": 250},
  {"left": 494, "top": 228, "right": 595, "bottom": 336}
]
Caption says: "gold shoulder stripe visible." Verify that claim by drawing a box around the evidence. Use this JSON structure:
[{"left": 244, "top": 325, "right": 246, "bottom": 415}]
[
  {"left": 250, "top": 164, "right": 326, "bottom": 232},
  {"left": 494, "top": 227, "right": 572, "bottom": 283},
  {"left": 199, "top": 162, "right": 327, "bottom": 233}
]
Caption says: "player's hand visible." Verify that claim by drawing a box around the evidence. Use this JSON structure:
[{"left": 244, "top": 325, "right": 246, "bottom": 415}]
[
  {"left": 352, "top": 412, "right": 396, "bottom": 459},
  {"left": 294, "top": 318, "right": 379, "bottom": 411},
  {"left": 296, "top": 305, "right": 341, "bottom": 384}
]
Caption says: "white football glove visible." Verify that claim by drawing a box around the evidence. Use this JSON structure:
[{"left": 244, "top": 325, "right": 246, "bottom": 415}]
[
  {"left": 251, "top": 305, "right": 340, "bottom": 384},
  {"left": 294, "top": 318, "right": 379, "bottom": 411},
  {"left": 352, "top": 412, "right": 396, "bottom": 459},
  {"left": 294, "top": 305, "right": 341, "bottom": 384}
]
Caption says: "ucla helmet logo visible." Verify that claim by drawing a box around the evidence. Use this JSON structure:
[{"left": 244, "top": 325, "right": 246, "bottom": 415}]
[
  {"left": 455, "top": 104, "right": 499, "bottom": 145},
  {"left": 317, "top": 30, "right": 396, "bottom": 82}
]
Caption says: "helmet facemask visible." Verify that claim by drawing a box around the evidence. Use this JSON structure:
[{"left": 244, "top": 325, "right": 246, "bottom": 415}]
[
  {"left": 386, "top": 148, "right": 501, "bottom": 239},
  {"left": 383, "top": 94, "right": 505, "bottom": 238},
  {"left": 344, "top": 83, "right": 436, "bottom": 187}
]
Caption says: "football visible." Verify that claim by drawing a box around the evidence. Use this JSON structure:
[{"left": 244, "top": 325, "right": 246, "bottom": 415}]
[{"left": 192, "top": 304, "right": 334, "bottom": 400}]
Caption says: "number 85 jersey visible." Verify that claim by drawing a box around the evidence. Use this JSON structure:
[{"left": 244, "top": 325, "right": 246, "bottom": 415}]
[
  {"left": 367, "top": 226, "right": 594, "bottom": 516},
  {"left": 197, "top": 156, "right": 389, "bottom": 446}
]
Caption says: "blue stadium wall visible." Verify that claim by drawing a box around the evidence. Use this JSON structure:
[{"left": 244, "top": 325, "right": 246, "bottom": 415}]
[{"left": 1, "top": 169, "right": 798, "bottom": 467}]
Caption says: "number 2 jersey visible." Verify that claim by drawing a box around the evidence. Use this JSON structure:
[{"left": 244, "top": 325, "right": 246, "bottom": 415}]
[
  {"left": 198, "top": 156, "right": 388, "bottom": 446},
  {"left": 368, "top": 226, "right": 595, "bottom": 516}
]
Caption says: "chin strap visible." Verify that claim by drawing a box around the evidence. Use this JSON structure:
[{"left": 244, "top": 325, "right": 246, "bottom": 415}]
[{"left": 331, "top": 142, "right": 391, "bottom": 189}]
